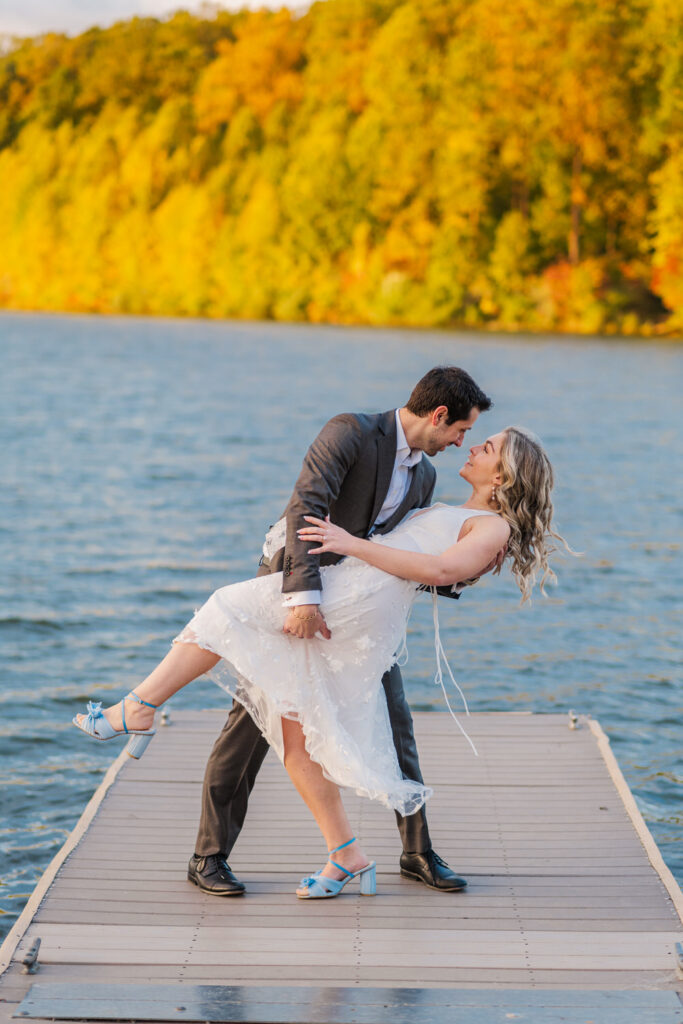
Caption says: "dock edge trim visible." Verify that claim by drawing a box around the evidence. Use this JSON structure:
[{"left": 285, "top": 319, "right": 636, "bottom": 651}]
[
  {"left": 0, "top": 746, "right": 130, "bottom": 977},
  {"left": 588, "top": 717, "right": 683, "bottom": 925}
]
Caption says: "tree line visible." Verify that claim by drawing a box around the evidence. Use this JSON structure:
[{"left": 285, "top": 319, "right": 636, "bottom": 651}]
[{"left": 0, "top": 0, "right": 681, "bottom": 334}]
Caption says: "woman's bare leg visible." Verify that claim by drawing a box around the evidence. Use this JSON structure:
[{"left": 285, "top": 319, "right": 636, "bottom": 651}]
[
  {"left": 281, "top": 717, "right": 371, "bottom": 892},
  {"left": 76, "top": 642, "right": 220, "bottom": 732}
]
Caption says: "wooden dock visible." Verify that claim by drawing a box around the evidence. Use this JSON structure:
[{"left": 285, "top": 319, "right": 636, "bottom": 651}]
[{"left": 1, "top": 711, "right": 682, "bottom": 1023}]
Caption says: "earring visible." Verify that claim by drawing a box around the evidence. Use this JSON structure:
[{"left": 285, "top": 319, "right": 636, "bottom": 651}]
[{"left": 491, "top": 485, "right": 498, "bottom": 504}]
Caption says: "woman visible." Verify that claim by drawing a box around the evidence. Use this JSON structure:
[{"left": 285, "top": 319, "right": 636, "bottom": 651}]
[{"left": 74, "top": 427, "right": 568, "bottom": 899}]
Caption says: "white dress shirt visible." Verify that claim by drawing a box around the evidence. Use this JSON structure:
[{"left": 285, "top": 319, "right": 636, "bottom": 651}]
[{"left": 284, "top": 409, "right": 423, "bottom": 607}]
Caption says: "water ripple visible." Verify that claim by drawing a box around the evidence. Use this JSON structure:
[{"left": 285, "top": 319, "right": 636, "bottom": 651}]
[{"left": 1, "top": 313, "right": 681, "bottom": 939}]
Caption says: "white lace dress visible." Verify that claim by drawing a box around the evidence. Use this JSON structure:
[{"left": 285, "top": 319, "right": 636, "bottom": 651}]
[{"left": 174, "top": 504, "right": 493, "bottom": 815}]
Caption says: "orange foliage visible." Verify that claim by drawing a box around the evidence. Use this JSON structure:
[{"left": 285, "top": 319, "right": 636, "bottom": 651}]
[{"left": 0, "top": 0, "right": 679, "bottom": 333}]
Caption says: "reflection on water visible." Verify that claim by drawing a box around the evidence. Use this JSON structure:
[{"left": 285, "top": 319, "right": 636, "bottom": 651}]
[{"left": 1, "top": 313, "right": 681, "bottom": 938}]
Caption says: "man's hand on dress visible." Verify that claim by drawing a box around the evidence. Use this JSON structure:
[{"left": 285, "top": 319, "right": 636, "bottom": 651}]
[{"left": 283, "top": 605, "right": 332, "bottom": 640}]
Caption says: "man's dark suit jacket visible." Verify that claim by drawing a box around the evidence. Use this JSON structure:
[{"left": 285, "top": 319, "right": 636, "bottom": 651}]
[{"left": 262, "top": 409, "right": 436, "bottom": 592}]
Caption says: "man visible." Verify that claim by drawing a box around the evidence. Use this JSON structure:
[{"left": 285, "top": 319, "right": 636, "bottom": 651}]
[{"left": 188, "top": 366, "right": 493, "bottom": 896}]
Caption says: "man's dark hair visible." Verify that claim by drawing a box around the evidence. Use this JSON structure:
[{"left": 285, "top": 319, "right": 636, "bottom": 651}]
[{"left": 406, "top": 366, "right": 492, "bottom": 424}]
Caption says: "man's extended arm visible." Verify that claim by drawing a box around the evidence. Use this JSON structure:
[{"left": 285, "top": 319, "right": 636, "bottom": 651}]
[
  {"left": 283, "top": 413, "right": 362, "bottom": 592},
  {"left": 281, "top": 414, "right": 363, "bottom": 638}
]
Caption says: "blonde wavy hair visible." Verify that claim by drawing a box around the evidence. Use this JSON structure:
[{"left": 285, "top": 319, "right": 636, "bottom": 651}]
[{"left": 495, "top": 427, "right": 572, "bottom": 602}]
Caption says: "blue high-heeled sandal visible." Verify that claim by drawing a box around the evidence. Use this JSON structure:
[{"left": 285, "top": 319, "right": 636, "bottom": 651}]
[
  {"left": 73, "top": 691, "right": 158, "bottom": 759},
  {"left": 297, "top": 838, "right": 377, "bottom": 899}
]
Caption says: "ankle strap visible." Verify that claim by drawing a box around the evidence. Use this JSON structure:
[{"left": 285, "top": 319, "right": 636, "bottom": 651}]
[
  {"left": 328, "top": 859, "right": 355, "bottom": 879},
  {"left": 126, "top": 692, "right": 158, "bottom": 709},
  {"left": 121, "top": 692, "right": 158, "bottom": 734},
  {"left": 329, "top": 837, "right": 356, "bottom": 855},
  {"left": 326, "top": 838, "right": 357, "bottom": 879}
]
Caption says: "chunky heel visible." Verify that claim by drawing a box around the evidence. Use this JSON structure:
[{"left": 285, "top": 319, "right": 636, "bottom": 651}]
[
  {"left": 358, "top": 863, "right": 376, "bottom": 896},
  {"left": 126, "top": 732, "right": 155, "bottom": 759}
]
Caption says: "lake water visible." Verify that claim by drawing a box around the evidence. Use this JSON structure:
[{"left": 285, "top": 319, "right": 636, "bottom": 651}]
[{"left": 1, "top": 313, "right": 681, "bottom": 940}]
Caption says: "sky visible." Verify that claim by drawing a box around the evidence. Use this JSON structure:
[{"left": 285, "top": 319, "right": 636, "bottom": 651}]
[{"left": 0, "top": 1, "right": 282, "bottom": 38}]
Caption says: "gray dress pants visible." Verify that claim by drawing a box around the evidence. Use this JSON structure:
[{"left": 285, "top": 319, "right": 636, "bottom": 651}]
[{"left": 193, "top": 660, "right": 432, "bottom": 858}]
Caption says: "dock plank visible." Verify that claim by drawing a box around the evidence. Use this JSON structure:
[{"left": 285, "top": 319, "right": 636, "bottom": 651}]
[
  {"left": 13, "top": 983, "right": 683, "bottom": 1024},
  {"left": 1, "top": 711, "right": 682, "bottom": 1022}
]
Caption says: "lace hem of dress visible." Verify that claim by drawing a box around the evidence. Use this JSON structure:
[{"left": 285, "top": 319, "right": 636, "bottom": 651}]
[{"left": 173, "top": 628, "right": 433, "bottom": 817}]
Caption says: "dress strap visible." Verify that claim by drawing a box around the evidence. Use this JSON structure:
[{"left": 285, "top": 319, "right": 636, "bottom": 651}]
[{"left": 430, "top": 588, "right": 478, "bottom": 757}]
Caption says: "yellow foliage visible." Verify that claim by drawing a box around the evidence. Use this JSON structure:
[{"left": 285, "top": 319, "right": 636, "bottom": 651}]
[{"left": 0, "top": 0, "right": 678, "bottom": 332}]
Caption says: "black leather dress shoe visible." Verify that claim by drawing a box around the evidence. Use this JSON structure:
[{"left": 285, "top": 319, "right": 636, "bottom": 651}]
[
  {"left": 188, "top": 854, "right": 246, "bottom": 896},
  {"left": 400, "top": 849, "right": 467, "bottom": 891}
]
